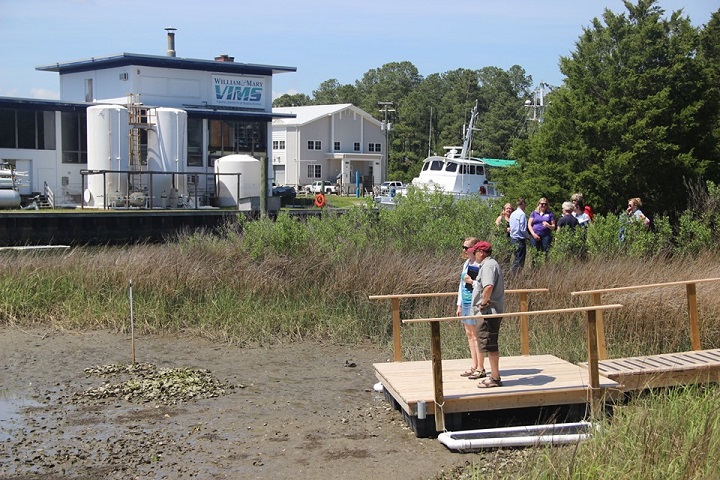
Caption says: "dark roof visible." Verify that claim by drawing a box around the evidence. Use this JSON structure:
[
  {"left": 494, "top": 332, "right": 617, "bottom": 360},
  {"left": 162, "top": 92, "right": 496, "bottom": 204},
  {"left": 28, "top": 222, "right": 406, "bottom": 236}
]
[
  {"left": 36, "top": 53, "right": 296, "bottom": 76},
  {"left": 0, "top": 96, "right": 88, "bottom": 112},
  {"left": 0, "top": 97, "right": 296, "bottom": 121},
  {"left": 183, "top": 107, "right": 296, "bottom": 122}
]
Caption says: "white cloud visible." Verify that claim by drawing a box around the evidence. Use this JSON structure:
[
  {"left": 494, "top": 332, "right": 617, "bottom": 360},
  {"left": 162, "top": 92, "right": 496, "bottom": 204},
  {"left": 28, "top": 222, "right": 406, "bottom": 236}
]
[{"left": 30, "top": 88, "right": 60, "bottom": 100}]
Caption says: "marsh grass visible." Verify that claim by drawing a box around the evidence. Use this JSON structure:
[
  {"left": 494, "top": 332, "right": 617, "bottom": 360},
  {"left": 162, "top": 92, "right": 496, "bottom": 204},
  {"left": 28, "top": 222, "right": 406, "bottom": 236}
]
[
  {"left": 3, "top": 191, "right": 720, "bottom": 479},
  {"left": 487, "top": 384, "right": 720, "bottom": 480}
]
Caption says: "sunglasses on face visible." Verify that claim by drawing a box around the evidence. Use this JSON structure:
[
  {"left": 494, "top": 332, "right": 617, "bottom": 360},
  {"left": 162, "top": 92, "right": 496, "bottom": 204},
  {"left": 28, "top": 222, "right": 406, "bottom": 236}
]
[
  {"left": 462, "top": 245, "right": 470, "bottom": 250},
  {"left": 539, "top": 203, "right": 547, "bottom": 206}
]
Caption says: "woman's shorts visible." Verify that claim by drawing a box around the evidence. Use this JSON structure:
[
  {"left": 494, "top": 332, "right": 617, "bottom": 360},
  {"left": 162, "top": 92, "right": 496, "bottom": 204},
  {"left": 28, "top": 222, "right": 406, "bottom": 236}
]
[{"left": 460, "top": 304, "right": 476, "bottom": 325}]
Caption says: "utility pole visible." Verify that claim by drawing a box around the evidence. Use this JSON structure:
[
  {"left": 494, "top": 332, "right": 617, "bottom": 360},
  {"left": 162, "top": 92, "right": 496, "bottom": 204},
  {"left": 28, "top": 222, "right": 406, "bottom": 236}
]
[{"left": 378, "top": 101, "right": 395, "bottom": 182}]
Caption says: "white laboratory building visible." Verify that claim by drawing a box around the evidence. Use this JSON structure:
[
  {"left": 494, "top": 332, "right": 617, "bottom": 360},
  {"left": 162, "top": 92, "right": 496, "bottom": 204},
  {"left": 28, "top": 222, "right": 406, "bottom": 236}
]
[{"left": 0, "top": 30, "right": 299, "bottom": 209}]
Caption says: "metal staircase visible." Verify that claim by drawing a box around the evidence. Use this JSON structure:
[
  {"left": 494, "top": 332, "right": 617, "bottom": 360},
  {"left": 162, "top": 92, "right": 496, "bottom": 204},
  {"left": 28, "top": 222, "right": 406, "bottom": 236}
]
[{"left": 127, "top": 94, "right": 155, "bottom": 193}]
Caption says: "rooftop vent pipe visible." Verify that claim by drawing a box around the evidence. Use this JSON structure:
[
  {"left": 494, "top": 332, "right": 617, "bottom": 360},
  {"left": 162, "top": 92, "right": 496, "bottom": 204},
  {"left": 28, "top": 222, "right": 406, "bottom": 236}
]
[{"left": 165, "top": 27, "right": 177, "bottom": 57}]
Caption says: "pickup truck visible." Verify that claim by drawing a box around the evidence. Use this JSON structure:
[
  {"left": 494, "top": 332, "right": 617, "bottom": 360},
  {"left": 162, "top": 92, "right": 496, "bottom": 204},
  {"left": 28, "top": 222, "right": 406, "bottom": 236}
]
[
  {"left": 305, "top": 180, "right": 338, "bottom": 195},
  {"left": 379, "top": 181, "right": 403, "bottom": 195}
]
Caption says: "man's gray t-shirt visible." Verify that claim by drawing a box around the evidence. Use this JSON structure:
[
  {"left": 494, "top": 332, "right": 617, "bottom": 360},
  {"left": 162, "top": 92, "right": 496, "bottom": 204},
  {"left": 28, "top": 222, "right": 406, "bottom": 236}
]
[{"left": 471, "top": 256, "right": 505, "bottom": 314}]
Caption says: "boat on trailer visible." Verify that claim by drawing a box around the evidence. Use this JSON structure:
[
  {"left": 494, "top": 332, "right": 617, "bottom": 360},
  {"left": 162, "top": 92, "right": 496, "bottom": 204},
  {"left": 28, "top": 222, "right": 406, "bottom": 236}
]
[{"left": 376, "top": 102, "right": 514, "bottom": 206}]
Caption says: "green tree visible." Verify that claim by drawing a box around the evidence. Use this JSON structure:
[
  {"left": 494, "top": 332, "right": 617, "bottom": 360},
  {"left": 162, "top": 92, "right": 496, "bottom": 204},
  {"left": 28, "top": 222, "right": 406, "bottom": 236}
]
[
  {"left": 698, "top": 10, "right": 720, "bottom": 182},
  {"left": 503, "top": 0, "right": 719, "bottom": 217},
  {"left": 475, "top": 66, "right": 533, "bottom": 159},
  {"left": 272, "top": 93, "right": 312, "bottom": 108},
  {"left": 353, "top": 61, "right": 422, "bottom": 116},
  {"left": 312, "top": 79, "right": 359, "bottom": 105}
]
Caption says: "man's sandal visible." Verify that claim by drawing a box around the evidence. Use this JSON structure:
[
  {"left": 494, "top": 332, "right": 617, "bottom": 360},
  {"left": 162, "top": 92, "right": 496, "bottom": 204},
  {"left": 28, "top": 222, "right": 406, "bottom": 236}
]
[
  {"left": 468, "top": 369, "right": 486, "bottom": 380},
  {"left": 478, "top": 376, "right": 503, "bottom": 388},
  {"left": 460, "top": 368, "right": 476, "bottom": 377}
]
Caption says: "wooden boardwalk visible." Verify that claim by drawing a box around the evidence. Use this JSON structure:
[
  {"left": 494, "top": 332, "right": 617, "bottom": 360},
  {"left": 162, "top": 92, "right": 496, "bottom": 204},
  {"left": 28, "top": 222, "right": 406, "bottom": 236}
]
[{"left": 579, "top": 348, "right": 720, "bottom": 392}]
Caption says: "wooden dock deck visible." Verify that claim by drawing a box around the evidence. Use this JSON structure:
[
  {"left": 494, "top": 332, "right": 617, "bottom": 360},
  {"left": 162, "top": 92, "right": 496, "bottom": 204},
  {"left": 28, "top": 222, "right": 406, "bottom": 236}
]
[{"left": 375, "top": 354, "right": 620, "bottom": 436}]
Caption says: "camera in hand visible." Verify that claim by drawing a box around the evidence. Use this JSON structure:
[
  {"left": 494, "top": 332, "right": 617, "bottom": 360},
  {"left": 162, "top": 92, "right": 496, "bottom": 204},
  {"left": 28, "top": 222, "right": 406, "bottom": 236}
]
[
  {"left": 467, "top": 265, "right": 479, "bottom": 280},
  {"left": 465, "top": 265, "right": 479, "bottom": 290}
]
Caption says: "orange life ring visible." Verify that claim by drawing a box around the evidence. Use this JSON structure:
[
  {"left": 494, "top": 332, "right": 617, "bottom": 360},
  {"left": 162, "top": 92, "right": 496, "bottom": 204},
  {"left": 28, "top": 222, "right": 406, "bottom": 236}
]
[{"left": 314, "top": 193, "right": 326, "bottom": 208}]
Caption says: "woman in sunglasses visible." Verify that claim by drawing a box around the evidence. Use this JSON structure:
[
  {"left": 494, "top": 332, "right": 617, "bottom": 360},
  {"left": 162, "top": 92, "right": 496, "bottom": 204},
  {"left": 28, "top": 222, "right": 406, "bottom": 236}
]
[
  {"left": 528, "top": 197, "right": 556, "bottom": 255},
  {"left": 457, "top": 237, "right": 486, "bottom": 380}
]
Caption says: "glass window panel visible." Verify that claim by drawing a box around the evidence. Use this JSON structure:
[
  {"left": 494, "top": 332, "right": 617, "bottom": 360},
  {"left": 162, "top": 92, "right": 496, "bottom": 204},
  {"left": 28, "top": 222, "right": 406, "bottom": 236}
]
[
  {"left": 17, "top": 110, "right": 36, "bottom": 149},
  {"left": 0, "top": 109, "right": 16, "bottom": 148}
]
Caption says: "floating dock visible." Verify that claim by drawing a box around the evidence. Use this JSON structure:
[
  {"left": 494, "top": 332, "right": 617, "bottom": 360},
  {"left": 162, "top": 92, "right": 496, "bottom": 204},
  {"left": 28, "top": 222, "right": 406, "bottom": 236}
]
[{"left": 374, "top": 354, "right": 620, "bottom": 437}]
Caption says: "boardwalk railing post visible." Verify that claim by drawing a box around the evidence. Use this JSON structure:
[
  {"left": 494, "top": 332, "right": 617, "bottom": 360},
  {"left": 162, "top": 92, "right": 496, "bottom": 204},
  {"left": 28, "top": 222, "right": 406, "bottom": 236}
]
[
  {"left": 391, "top": 297, "right": 402, "bottom": 362},
  {"left": 686, "top": 283, "right": 701, "bottom": 351},
  {"left": 591, "top": 292, "right": 607, "bottom": 360},
  {"left": 585, "top": 308, "right": 602, "bottom": 418},
  {"left": 519, "top": 292, "right": 530, "bottom": 356},
  {"left": 430, "top": 320, "right": 445, "bottom": 432}
]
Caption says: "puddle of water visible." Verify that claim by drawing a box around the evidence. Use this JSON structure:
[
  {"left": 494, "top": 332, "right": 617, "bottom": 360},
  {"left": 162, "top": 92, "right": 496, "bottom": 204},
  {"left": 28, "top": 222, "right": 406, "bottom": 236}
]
[{"left": 0, "top": 390, "right": 42, "bottom": 442}]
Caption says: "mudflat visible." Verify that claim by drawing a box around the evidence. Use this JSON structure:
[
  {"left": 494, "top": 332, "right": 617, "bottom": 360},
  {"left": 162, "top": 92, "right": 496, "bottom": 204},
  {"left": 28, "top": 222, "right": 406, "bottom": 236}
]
[{"left": 0, "top": 326, "right": 468, "bottom": 479}]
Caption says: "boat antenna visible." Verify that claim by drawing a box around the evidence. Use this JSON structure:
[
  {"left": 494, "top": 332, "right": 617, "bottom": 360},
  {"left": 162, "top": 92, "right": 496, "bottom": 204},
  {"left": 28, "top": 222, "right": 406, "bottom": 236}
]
[
  {"left": 427, "top": 107, "right": 432, "bottom": 157},
  {"left": 460, "top": 100, "right": 479, "bottom": 159}
]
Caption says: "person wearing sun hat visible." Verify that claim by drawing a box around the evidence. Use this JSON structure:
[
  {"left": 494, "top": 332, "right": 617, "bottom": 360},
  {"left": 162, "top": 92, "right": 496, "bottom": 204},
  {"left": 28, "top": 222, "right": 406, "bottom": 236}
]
[{"left": 467, "top": 240, "right": 505, "bottom": 388}]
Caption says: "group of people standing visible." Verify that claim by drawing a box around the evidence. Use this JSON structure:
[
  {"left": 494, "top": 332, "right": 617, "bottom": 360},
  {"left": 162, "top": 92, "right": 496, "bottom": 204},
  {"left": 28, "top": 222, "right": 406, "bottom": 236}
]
[
  {"left": 497, "top": 194, "right": 593, "bottom": 274},
  {"left": 456, "top": 238, "right": 505, "bottom": 388},
  {"left": 453, "top": 194, "right": 649, "bottom": 389}
]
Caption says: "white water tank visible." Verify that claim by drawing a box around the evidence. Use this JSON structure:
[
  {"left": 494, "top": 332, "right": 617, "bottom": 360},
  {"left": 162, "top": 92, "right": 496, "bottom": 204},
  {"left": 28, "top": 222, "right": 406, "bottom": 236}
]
[
  {"left": 0, "top": 189, "right": 21, "bottom": 208},
  {"left": 146, "top": 107, "right": 187, "bottom": 207},
  {"left": 85, "top": 105, "right": 129, "bottom": 208},
  {"left": 214, "top": 155, "right": 261, "bottom": 207}
]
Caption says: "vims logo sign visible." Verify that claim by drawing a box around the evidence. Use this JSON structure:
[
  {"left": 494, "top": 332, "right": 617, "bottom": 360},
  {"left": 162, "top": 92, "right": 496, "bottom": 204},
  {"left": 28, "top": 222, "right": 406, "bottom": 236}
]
[{"left": 212, "top": 75, "right": 265, "bottom": 107}]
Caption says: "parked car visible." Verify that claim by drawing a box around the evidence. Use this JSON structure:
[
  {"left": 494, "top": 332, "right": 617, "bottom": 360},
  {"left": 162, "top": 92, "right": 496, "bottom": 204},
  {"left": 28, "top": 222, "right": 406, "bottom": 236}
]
[
  {"left": 305, "top": 180, "right": 338, "bottom": 195},
  {"left": 379, "top": 181, "right": 404, "bottom": 195},
  {"left": 272, "top": 185, "right": 297, "bottom": 206}
]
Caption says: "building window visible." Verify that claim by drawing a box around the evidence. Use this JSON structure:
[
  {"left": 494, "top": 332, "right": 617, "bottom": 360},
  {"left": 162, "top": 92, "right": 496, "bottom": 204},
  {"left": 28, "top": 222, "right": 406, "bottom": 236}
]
[
  {"left": 187, "top": 118, "right": 203, "bottom": 167},
  {"left": 273, "top": 140, "right": 286, "bottom": 150},
  {"left": 61, "top": 111, "right": 87, "bottom": 163},
  {"left": 307, "top": 164, "right": 322, "bottom": 178},
  {"left": 307, "top": 140, "right": 322, "bottom": 150},
  {"left": 334, "top": 141, "right": 340, "bottom": 151},
  {"left": 368, "top": 165, "right": 373, "bottom": 177},
  {"left": 0, "top": 109, "right": 16, "bottom": 148},
  {"left": 353, "top": 142, "right": 360, "bottom": 152},
  {"left": 0, "top": 108, "right": 56, "bottom": 150},
  {"left": 85, "top": 79, "right": 93, "bottom": 103},
  {"left": 368, "top": 143, "right": 381, "bottom": 152},
  {"left": 209, "top": 119, "right": 267, "bottom": 157}
]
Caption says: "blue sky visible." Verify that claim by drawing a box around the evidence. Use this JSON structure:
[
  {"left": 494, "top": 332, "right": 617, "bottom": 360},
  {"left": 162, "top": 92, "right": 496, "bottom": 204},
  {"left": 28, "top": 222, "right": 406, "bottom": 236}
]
[{"left": 0, "top": 0, "right": 717, "bottom": 101}]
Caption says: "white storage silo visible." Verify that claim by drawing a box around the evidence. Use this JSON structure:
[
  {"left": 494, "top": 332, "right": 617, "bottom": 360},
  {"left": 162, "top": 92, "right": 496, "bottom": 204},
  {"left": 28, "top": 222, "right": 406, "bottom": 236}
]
[
  {"left": 85, "top": 105, "right": 129, "bottom": 208},
  {"left": 214, "top": 155, "right": 261, "bottom": 207},
  {"left": 146, "top": 107, "right": 187, "bottom": 207}
]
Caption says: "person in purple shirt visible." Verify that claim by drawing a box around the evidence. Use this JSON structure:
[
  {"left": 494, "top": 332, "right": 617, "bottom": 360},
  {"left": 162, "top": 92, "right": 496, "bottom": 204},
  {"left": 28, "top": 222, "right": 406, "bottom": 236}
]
[{"left": 528, "top": 197, "right": 556, "bottom": 255}]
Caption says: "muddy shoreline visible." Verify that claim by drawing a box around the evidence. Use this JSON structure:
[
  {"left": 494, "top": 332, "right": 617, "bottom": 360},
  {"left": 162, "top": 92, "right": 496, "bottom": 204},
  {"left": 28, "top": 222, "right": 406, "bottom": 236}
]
[{"left": 1, "top": 327, "right": 471, "bottom": 479}]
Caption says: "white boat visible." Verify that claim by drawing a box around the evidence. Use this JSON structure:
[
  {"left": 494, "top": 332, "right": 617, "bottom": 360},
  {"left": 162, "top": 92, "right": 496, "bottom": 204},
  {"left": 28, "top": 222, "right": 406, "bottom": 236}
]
[{"left": 376, "top": 102, "right": 514, "bottom": 206}]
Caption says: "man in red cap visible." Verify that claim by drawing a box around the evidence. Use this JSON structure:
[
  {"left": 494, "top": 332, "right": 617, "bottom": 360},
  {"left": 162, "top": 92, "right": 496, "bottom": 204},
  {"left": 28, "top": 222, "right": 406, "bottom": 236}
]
[{"left": 467, "top": 240, "right": 505, "bottom": 388}]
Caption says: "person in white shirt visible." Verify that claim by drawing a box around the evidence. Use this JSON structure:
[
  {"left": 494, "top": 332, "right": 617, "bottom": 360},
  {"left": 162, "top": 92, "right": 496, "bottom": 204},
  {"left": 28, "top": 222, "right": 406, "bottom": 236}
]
[{"left": 508, "top": 197, "right": 528, "bottom": 274}]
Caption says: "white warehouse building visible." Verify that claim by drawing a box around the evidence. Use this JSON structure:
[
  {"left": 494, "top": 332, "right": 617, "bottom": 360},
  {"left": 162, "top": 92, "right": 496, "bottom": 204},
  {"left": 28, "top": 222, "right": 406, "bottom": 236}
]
[{"left": 271, "top": 104, "right": 385, "bottom": 195}]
